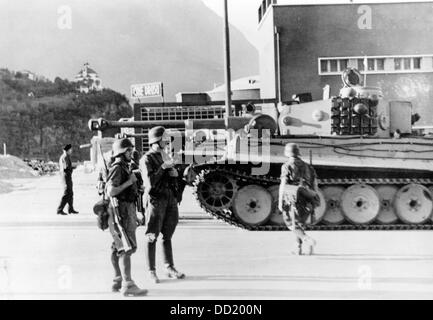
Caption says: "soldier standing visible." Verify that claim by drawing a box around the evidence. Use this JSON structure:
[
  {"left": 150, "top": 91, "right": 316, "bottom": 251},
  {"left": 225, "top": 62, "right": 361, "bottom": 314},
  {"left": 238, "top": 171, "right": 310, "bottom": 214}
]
[
  {"left": 278, "top": 143, "right": 319, "bottom": 255},
  {"left": 141, "top": 126, "right": 185, "bottom": 283},
  {"left": 106, "top": 138, "right": 147, "bottom": 296},
  {"left": 57, "top": 144, "right": 79, "bottom": 215}
]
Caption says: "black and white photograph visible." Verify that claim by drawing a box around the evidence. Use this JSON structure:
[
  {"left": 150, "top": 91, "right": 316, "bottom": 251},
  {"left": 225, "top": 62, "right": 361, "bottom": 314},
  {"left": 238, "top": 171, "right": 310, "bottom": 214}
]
[{"left": 1, "top": 0, "right": 433, "bottom": 303}]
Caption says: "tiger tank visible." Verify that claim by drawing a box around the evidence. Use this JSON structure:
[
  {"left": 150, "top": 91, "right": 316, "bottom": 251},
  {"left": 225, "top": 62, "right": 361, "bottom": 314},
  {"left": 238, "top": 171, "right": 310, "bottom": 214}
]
[{"left": 89, "top": 69, "right": 433, "bottom": 231}]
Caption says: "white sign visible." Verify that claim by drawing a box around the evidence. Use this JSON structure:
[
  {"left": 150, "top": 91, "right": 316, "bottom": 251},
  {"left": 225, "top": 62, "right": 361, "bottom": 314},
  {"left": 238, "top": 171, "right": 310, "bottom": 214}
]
[{"left": 131, "top": 82, "right": 164, "bottom": 99}]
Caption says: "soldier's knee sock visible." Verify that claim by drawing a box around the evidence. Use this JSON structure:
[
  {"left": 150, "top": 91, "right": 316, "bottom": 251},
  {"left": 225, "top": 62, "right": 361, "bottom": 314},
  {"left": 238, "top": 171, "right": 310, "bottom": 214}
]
[
  {"left": 111, "top": 251, "right": 121, "bottom": 278},
  {"left": 145, "top": 240, "right": 156, "bottom": 271},
  {"left": 119, "top": 253, "right": 132, "bottom": 282},
  {"left": 162, "top": 239, "right": 174, "bottom": 268}
]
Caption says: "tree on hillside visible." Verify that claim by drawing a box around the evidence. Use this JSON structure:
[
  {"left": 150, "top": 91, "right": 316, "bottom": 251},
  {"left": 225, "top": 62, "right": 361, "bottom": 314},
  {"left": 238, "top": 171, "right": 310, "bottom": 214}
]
[{"left": 0, "top": 79, "right": 132, "bottom": 160}]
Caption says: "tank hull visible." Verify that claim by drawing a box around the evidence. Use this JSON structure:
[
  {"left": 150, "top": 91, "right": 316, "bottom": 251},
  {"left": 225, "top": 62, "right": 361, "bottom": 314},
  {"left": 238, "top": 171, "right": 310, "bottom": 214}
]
[{"left": 191, "top": 135, "right": 433, "bottom": 231}]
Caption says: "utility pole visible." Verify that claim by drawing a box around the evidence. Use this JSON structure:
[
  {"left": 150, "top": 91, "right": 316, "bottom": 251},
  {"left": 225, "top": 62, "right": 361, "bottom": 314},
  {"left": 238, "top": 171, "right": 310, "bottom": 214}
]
[{"left": 223, "top": 0, "right": 232, "bottom": 127}]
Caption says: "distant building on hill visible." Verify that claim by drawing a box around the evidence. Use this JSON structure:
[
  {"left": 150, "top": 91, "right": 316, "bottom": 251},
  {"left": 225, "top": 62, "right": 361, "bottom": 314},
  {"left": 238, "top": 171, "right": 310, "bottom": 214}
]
[
  {"left": 73, "top": 63, "right": 103, "bottom": 93},
  {"left": 19, "top": 70, "right": 36, "bottom": 81}
]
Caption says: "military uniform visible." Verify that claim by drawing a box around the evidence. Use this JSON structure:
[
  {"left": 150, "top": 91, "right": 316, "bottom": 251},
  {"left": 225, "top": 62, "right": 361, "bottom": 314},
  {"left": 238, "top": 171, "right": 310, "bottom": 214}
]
[
  {"left": 280, "top": 144, "right": 318, "bottom": 255},
  {"left": 141, "top": 149, "right": 181, "bottom": 274},
  {"left": 105, "top": 138, "right": 147, "bottom": 297},
  {"left": 57, "top": 151, "right": 76, "bottom": 214},
  {"left": 107, "top": 158, "right": 139, "bottom": 255}
]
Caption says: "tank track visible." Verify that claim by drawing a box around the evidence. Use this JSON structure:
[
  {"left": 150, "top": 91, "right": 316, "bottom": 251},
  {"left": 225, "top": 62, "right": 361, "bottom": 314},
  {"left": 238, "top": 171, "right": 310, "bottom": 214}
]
[{"left": 192, "top": 166, "right": 433, "bottom": 231}]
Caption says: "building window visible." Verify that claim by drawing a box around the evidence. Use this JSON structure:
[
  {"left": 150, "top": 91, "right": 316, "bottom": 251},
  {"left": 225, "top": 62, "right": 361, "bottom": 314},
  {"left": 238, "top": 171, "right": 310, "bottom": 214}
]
[
  {"left": 319, "top": 58, "right": 350, "bottom": 74},
  {"left": 339, "top": 59, "right": 348, "bottom": 71},
  {"left": 319, "top": 55, "right": 433, "bottom": 75},
  {"left": 320, "top": 60, "right": 328, "bottom": 73},
  {"left": 377, "top": 59, "right": 385, "bottom": 71},
  {"left": 330, "top": 60, "right": 338, "bottom": 72},
  {"left": 394, "top": 58, "right": 402, "bottom": 70},
  {"left": 404, "top": 58, "right": 411, "bottom": 70}
]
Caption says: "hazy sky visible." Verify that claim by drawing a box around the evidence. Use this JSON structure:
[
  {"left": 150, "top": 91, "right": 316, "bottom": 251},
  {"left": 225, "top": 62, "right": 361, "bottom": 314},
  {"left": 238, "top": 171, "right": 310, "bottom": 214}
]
[{"left": 201, "top": 0, "right": 262, "bottom": 48}]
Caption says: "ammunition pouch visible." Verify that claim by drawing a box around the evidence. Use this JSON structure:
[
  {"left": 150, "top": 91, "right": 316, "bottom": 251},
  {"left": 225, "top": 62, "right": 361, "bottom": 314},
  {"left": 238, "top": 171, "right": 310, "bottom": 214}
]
[{"left": 93, "top": 198, "right": 110, "bottom": 230}]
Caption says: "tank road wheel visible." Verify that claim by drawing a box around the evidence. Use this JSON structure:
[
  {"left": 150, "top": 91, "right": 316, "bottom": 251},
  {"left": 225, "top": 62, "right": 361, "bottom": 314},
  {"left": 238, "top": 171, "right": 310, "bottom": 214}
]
[
  {"left": 429, "top": 186, "right": 433, "bottom": 220},
  {"left": 233, "top": 185, "right": 273, "bottom": 227},
  {"left": 394, "top": 184, "right": 433, "bottom": 224},
  {"left": 322, "top": 186, "right": 345, "bottom": 225},
  {"left": 195, "top": 171, "right": 238, "bottom": 212},
  {"left": 374, "top": 185, "right": 399, "bottom": 224},
  {"left": 304, "top": 188, "right": 326, "bottom": 225},
  {"left": 267, "top": 185, "right": 284, "bottom": 225},
  {"left": 341, "top": 184, "right": 380, "bottom": 225}
]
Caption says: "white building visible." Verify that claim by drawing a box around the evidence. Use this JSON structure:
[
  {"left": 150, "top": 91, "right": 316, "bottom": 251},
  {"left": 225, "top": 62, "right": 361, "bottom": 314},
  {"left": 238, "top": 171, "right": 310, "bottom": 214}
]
[
  {"left": 19, "top": 70, "right": 36, "bottom": 81},
  {"left": 73, "top": 63, "right": 103, "bottom": 93}
]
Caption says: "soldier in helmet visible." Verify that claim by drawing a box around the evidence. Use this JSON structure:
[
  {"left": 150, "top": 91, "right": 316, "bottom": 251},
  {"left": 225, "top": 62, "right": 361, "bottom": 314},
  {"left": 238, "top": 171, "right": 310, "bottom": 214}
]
[
  {"left": 57, "top": 144, "right": 79, "bottom": 215},
  {"left": 278, "top": 143, "right": 319, "bottom": 255},
  {"left": 106, "top": 138, "right": 147, "bottom": 296},
  {"left": 140, "top": 126, "right": 185, "bottom": 283}
]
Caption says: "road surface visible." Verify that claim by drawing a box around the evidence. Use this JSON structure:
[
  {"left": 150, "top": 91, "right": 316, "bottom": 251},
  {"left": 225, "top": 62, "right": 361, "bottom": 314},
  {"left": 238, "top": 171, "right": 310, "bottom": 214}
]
[{"left": 0, "top": 169, "right": 433, "bottom": 299}]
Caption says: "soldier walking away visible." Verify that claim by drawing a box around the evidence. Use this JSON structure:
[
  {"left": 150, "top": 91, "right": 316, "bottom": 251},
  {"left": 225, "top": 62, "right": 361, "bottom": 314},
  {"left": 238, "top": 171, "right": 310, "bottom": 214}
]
[
  {"left": 106, "top": 138, "right": 147, "bottom": 297},
  {"left": 56, "top": 144, "right": 79, "bottom": 215},
  {"left": 141, "top": 126, "right": 185, "bottom": 284},
  {"left": 278, "top": 143, "right": 320, "bottom": 255}
]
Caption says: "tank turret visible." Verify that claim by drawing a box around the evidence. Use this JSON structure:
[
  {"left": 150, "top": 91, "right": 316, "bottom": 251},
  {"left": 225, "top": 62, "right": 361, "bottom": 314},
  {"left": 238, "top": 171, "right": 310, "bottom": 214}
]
[{"left": 277, "top": 68, "right": 419, "bottom": 138}]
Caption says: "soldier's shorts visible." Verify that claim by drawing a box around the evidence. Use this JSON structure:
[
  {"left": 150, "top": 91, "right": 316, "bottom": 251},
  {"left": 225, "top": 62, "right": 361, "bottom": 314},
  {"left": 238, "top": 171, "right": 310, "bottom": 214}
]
[
  {"left": 144, "top": 190, "right": 179, "bottom": 241},
  {"left": 108, "top": 201, "right": 137, "bottom": 255}
]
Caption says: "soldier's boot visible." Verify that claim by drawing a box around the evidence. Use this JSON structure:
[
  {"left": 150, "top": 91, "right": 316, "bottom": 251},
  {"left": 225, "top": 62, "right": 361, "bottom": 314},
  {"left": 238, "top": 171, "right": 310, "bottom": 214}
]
[
  {"left": 120, "top": 281, "right": 148, "bottom": 297},
  {"left": 148, "top": 271, "right": 160, "bottom": 284},
  {"left": 303, "top": 236, "right": 316, "bottom": 255},
  {"left": 166, "top": 266, "right": 185, "bottom": 279},
  {"left": 111, "top": 276, "right": 122, "bottom": 292}
]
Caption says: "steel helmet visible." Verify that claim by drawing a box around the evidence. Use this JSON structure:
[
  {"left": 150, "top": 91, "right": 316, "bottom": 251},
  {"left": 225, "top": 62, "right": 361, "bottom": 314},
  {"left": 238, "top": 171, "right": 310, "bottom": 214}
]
[
  {"left": 284, "top": 143, "right": 300, "bottom": 158},
  {"left": 112, "top": 138, "right": 134, "bottom": 157},
  {"left": 148, "top": 126, "right": 166, "bottom": 145}
]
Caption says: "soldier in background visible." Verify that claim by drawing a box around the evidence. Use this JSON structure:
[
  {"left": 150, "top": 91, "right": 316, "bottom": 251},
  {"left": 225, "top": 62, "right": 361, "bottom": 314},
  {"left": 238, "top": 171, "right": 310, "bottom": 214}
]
[
  {"left": 140, "top": 126, "right": 185, "bottom": 283},
  {"left": 56, "top": 144, "right": 79, "bottom": 215},
  {"left": 106, "top": 138, "right": 147, "bottom": 296},
  {"left": 278, "top": 143, "right": 319, "bottom": 255}
]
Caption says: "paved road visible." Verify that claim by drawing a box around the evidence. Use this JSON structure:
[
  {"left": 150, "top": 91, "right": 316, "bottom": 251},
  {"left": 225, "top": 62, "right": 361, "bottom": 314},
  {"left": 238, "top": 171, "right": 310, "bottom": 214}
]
[
  {"left": 1, "top": 170, "right": 433, "bottom": 299},
  {"left": 1, "top": 221, "right": 433, "bottom": 299}
]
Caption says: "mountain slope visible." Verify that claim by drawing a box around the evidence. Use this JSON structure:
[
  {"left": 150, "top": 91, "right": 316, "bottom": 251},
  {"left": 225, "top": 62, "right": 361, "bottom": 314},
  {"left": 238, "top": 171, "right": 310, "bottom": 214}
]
[{"left": 0, "top": 0, "right": 258, "bottom": 99}]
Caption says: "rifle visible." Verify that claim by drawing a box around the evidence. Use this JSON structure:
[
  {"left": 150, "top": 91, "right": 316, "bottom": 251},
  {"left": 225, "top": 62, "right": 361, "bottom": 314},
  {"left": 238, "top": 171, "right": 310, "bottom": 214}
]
[
  {"left": 97, "top": 143, "right": 109, "bottom": 199},
  {"left": 110, "top": 197, "right": 133, "bottom": 253},
  {"left": 131, "top": 167, "right": 145, "bottom": 226}
]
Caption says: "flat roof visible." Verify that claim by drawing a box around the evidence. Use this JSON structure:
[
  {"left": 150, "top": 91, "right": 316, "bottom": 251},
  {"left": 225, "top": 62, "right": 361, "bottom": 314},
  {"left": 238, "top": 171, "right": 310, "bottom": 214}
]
[{"left": 274, "top": 0, "right": 433, "bottom": 6}]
